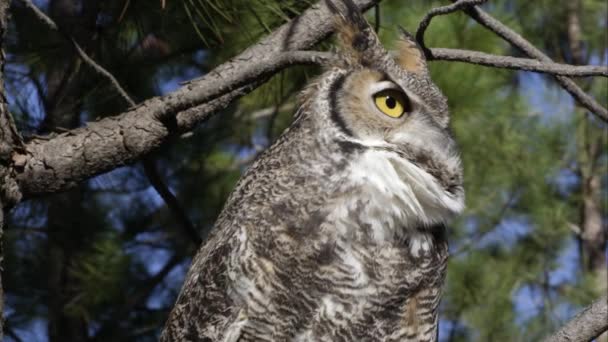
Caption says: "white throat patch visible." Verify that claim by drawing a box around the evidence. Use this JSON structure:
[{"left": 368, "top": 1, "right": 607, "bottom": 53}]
[{"left": 340, "top": 147, "right": 464, "bottom": 242}]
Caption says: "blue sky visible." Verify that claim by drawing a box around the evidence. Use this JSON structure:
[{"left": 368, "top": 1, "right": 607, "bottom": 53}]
[{"left": 4, "top": 5, "right": 607, "bottom": 341}]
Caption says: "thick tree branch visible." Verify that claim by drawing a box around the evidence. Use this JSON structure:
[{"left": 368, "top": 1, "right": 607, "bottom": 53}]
[
  {"left": 24, "top": 0, "right": 278, "bottom": 249},
  {"left": 542, "top": 296, "right": 608, "bottom": 342},
  {"left": 0, "top": 0, "right": 19, "bottom": 338},
  {"left": 20, "top": 0, "right": 207, "bottom": 250},
  {"left": 428, "top": 48, "right": 608, "bottom": 77},
  {"left": 15, "top": 0, "right": 379, "bottom": 199},
  {"left": 457, "top": 2, "right": 608, "bottom": 121}
]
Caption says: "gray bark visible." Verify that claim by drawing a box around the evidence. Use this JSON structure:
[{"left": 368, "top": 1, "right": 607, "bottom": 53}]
[
  {"left": 1, "top": 0, "right": 24, "bottom": 338},
  {"left": 542, "top": 296, "right": 608, "bottom": 342},
  {"left": 427, "top": 48, "right": 608, "bottom": 77},
  {"left": 41, "top": 1, "right": 101, "bottom": 340},
  {"left": 13, "top": 0, "right": 380, "bottom": 200}
]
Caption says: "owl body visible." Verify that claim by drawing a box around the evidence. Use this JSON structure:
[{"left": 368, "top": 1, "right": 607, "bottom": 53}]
[{"left": 162, "top": 2, "right": 464, "bottom": 341}]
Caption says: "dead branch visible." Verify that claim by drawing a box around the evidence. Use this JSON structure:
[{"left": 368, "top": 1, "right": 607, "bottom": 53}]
[
  {"left": 457, "top": 2, "right": 608, "bottom": 121},
  {"left": 542, "top": 296, "right": 608, "bottom": 342},
  {"left": 19, "top": 0, "right": 135, "bottom": 107},
  {"left": 19, "top": 0, "right": 208, "bottom": 246},
  {"left": 428, "top": 48, "right": 608, "bottom": 77},
  {"left": 415, "top": 0, "right": 488, "bottom": 54},
  {"left": 14, "top": 0, "right": 380, "bottom": 199},
  {"left": 415, "top": 0, "right": 608, "bottom": 121},
  {"left": 15, "top": 0, "right": 607, "bottom": 201}
]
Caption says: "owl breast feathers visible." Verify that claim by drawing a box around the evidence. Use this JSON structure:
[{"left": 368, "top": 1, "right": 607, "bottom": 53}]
[{"left": 161, "top": 0, "right": 464, "bottom": 341}]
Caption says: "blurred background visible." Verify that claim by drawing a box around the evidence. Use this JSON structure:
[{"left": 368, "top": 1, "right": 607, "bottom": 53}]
[{"left": 3, "top": 0, "right": 607, "bottom": 341}]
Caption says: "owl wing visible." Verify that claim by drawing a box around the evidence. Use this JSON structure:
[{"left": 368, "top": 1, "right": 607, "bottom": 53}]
[{"left": 160, "top": 223, "right": 238, "bottom": 342}]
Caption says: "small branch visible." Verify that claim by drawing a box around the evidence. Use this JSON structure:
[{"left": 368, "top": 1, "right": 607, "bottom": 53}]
[
  {"left": 457, "top": 2, "right": 608, "bottom": 121},
  {"left": 415, "top": 0, "right": 488, "bottom": 54},
  {"left": 22, "top": 0, "right": 203, "bottom": 249},
  {"left": 70, "top": 38, "right": 136, "bottom": 106},
  {"left": 428, "top": 48, "right": 608, "bottom": 77},
  {"left": 542, "top": 296, "right": 608, "bottom": 342},
  {"left": 15, "top": 0, "right": 382, "bottom": 198},
  {"left": 18, "top": 0, "right": 57, "bottom": 30},
  {"left": 19, "top": 0, "right": 136, "bottom": 107},
  {"left": 143, "top": 159, "right": 202, "bottom": 246}
]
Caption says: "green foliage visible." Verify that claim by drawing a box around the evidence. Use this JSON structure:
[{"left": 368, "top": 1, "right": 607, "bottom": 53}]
[
  {"left": 3, "top": 0, "right": 606, "bottom": 341},
  {"left": 65, "top": 233, "right": 130, "bottom": 321}
]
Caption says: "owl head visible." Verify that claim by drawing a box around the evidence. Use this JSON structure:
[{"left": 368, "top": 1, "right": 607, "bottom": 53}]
[{"left": 296, "top": 0, "right": 464, "bottom": 226}]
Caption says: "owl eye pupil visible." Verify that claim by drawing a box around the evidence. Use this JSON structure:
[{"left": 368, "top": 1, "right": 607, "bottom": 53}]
[{"left": 385, "top": 96, "right": 396, "bottom": 109}]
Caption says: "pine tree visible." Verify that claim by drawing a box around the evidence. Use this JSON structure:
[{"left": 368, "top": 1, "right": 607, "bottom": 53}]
[{"left": 1, "top": 0, "right": 605, "bottom": 340}]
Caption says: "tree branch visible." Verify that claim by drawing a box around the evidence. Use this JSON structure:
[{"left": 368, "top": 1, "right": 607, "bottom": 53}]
[
  {"left": 143, "top": 159, "right": 202, "bottom": 246},
  {"left": 0, "top": 0, "right": 18, "bottom": 338},
  {"left": 20, "top": 0, "right": 208, "bottom": 249},
  {"left": 19, "top": 0, "right": 135, "bottom": 107},
  {"left": 14, "top": 0, "right": 379, "bottom": 199},
  {"left": 415, "top": 0, "right": 487, "bottom": 55},
  {"left": 428, "top": 48, "right": 608, "bottom": 77},
  {"left": 542, "top": 296, "right": 608, "bottom": 342},
  {"left": 415, "top": 0, "right": 608, "bottom": 121},
  {"left": 457, "top": 2, "right": 608, "bottom": 121}
]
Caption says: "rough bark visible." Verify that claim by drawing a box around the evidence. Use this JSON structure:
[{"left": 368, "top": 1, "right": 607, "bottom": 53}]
[
  {"left": 13, "top": 0, "right": 380, "bottom": 200},
  {"left": 3, "top": 0, "right": 605, "bottom": 339},
  {"left": 542, "top": 296, "right": 608, "bottom": 342},
  {"left": 427, "top": 48, "right": 608, "bottom": 77},
  {"left": 41, "top": 1, "right": 101, "bottom": 340},
  {"left": 1, "top": 0, "right": 24, "bottom": 338}
]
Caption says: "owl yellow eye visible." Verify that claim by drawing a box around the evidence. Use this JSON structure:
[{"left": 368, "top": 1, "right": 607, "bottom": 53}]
[{"left": 373, "top": 89, "right": 410, "bottom": 118}]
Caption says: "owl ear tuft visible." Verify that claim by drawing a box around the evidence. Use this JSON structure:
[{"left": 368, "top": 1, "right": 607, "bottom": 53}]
[
  {"left": 395, "top": 27, "right": 428, "bottom": 74},
  {"left": 326, "top": 0, "right": 379, "bottom": 63}
]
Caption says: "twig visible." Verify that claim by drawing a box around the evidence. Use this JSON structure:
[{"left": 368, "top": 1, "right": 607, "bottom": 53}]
[
  {"left": 70, "top": 38, "right": 136, "bottom": 106},
  {"left": 428, "top": 48, "right": 608, "bottom": 77},
  {"left": 143, "top": 158, "right": 202, "bottom": 246},
  {"left": 542, "top": 296, "right": 608, "bottom": 342},
  {"left": 18, "top": 0, "right": 57, "bottom": 30},
  {"left": 457, "top": 2, "right": 608, "bottom": 121},
  {"left": 415, "top": 0, "right": 488, "bottom": 54},
  {"left": 21, "top": 0, "right": 203, "bottom": 247},
  {"left": 16, "top": 0, "right": 382, "bottom": 197},
  {"left": 19, "top": 0, "right": 135, "bottom": 107}
]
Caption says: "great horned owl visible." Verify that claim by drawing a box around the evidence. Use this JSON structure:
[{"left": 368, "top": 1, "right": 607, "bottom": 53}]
[{"left": 162, "top": 0, "right": 464, "bottom": 341}]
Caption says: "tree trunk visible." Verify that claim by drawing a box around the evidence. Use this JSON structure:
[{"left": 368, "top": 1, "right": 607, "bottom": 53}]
[
  {"left": 1, "top": 0, "right": 25, "bottom": 338},
  {"left": 567, "top": 1, "right": 607, "bottom": 340},
  {"left": 567, "top": 0, "right": 607, "bottom": 285}
]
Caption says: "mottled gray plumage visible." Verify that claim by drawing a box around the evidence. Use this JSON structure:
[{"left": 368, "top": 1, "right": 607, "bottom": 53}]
[{"left": 161, "top": 1, "right": 464, "bottom": 341}]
